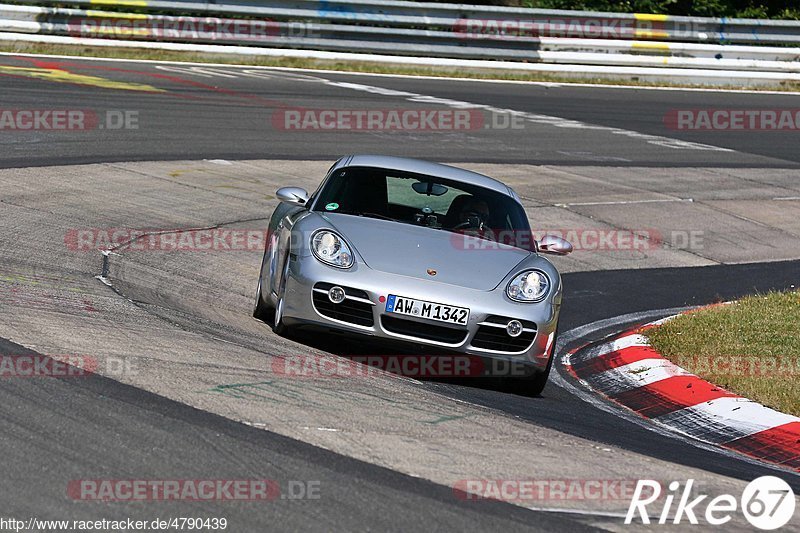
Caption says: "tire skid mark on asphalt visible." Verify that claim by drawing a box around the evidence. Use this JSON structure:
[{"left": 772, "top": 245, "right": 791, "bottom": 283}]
[
  {"left": 0, "top": 267, "right": 100, "bottom": 315},
  {"left": 198, "top": 378, "right": 480, "bottom": 425},
  {"left": 2, "top": 55, "right": 287, "bottom": 106},
  {"left": 18, "top": 56, "right": 294, "bottom": 107},
  {"left": 567, "top": 315, "right": 800, "bottom": 472},
  {"left": 0, "top": 64, "right": 164, "bottom": 92},
  {"left": 320, "top": 80, "right": 734, "bottom": 153}
]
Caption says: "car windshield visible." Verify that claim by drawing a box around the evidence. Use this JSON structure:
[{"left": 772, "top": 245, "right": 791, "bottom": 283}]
[{"left": 312, "top": 166, "right": 532, "bottom": 249}]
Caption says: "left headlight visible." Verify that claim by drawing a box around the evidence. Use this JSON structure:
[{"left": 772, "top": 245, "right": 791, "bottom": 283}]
[
  {"left": 506, "top": 270, "right": 550, "bottom": 303},
  {"left": 311, "top": 230, "right": 354, "bottom": 269}
]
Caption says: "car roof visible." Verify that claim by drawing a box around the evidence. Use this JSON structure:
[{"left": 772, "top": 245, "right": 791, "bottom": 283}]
[{"left": 337, "top": 155, "right": 517, "bottom": 198}]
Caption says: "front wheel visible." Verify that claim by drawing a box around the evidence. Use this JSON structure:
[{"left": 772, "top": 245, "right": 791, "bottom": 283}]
[
  {"left": 504, "top": 326, "right": 558, "bottom": 397},
  {"left": 271, "top": 292, "right": 288, "bottom": 336},
  {"left": 253, "top": 277, "right": 275, "bottom": 323},
  {"left": 269, "top": 250, "right": 293, "bottom": 336}
]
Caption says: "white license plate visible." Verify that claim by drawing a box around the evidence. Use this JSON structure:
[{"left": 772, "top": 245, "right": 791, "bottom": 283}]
[{"left": 385, "top": 295, "right": 469, "bottom": 326}]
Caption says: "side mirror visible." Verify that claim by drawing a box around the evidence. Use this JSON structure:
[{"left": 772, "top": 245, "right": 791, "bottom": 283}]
[
  {"left": 276, "top": 187, "right": 309, "bottom": 206},
  {"left": 537, "top": 235, "right": 573, "bottom": 256}
]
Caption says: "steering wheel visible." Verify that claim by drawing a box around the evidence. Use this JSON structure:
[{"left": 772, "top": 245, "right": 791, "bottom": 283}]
[{"left": 452, "top": 211, "right": 485, "bottom": 230}]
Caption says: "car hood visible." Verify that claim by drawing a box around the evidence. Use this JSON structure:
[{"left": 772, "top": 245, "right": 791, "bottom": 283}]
[{"left": 320, "top": 213, "right": 531, "bottom": 291}]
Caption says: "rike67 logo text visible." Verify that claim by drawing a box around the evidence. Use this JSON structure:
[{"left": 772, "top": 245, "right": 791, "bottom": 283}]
[{"left": 626, "top": 477, "right": 795, "bottom": 530}]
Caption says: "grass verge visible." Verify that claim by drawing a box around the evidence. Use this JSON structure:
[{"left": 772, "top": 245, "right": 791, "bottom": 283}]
[
  {"left": 2, "top": 41, "right": 800, "bottom": 92},
  {"left": 647, "top": 290, "right": 800, "bottom": 416}
]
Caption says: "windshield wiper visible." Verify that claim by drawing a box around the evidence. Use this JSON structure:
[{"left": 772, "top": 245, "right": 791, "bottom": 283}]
[{"left": 359, "top": 212, "right": 397, "bottom": 222}]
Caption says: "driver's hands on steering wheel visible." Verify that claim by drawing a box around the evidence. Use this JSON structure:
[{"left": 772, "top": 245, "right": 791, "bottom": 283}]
[
  {"left": 453, "top": 210, "right": 487, "bottom": 230},
  {"left": 454, "top": 198, "right": 490, "bottom": 230}
]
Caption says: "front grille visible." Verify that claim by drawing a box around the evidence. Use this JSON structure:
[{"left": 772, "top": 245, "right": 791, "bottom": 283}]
[
  {"left": 312, "top": 283, "right": 374, "bottom": 327},
  {"left": 381, "top": 315, "right": 468, "bottom": 344},
  {"left": 471, "top": 315, "right": 537, "bottom": 352}
]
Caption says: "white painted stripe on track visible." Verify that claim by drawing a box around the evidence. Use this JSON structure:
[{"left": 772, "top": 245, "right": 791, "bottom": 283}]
[
  {"left": 655, "top": 397, "right": 800, "bottom": 444},
  {"left": 577, "top": 333, "right": 650, "bottom": 362},
  {"left": 560, "top": 198, "right": 693, "bottom": 207},
  {"left": 320, "top": 80, "right": 732, "bottom": 153},
  {"left": 4, "top": 50, "right": 800, "bottom": 96},
  {"left": 643, "top": 315, "right": 679, "bottom": 327},
  {"left": 586, "top": 358, "right": 693, "bottom": 396},
  {"left": 523, "top": 506, "right": 629, "bottom": 518}
]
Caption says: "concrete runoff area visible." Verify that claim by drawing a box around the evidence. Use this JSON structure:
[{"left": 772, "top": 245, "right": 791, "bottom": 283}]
[{"left": 1, "top": 159, "right": 799, "bottom": 528}]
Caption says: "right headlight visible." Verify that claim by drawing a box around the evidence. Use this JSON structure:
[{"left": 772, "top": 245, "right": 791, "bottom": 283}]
[
  {"left": 310, "top": 230, "right": 354, "bottom": 269},
  {"left": 506, "top": 270, "right": 550, "bottom": 303}
]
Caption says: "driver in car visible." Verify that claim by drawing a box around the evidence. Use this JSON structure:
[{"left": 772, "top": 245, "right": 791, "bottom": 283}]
[{"left": 458, "top": 197, "right": 490, "bottom": 230}]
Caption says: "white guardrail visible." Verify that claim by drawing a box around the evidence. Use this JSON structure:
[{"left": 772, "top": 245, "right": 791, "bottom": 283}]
[{"left": 1, "top": 1, "right": 800, "bottom": 82}]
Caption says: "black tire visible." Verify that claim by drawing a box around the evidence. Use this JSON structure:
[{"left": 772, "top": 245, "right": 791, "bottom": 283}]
[
  {"left": 271, "top": 293, "right": 288, "bottom": 336},
  {"left": 253, "top": 277, "right": 275, "bottom": 323},
  {"left": 504, "top": 326, "right": 559, "bottom": 397},
  {"left": 269, "top": 249, "right": 292, "bottom": 337}
]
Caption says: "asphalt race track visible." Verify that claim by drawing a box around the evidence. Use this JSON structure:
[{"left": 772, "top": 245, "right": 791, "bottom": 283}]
[
  {"left": 1, "top": 54, "right": 799, "bottom": 531},
  {"left": 2, "top": 55, "right": 800, "bottom": 169}
]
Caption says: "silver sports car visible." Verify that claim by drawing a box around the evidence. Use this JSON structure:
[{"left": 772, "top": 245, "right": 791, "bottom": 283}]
[{"left": 254, "top": 155, "right": 572, "bottom": 394}]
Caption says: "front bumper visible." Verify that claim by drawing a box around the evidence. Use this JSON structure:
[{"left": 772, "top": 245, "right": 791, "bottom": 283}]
[{"left": 279, "top": 255, "right": 560, "bottom": 373}]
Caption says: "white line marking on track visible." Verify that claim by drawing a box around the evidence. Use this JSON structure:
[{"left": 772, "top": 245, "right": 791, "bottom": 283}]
[
  {"left": 556, "top": 151, "right": 632, "bottom": 162},
  {"left": 523, "top": 506, "right": 629, "bottom": 518},
  {"left": 94, "top": 275, "right": 112, "bottom": 287},
  {"left": 4, "top": 51, "right": 800, "bottom": 96},
  {"left": 646, "top": 315, "right": 679, "bottom": 327},
  {"left": 321, "top": 81, "right": 733, "bottom": 153},
  {"left": 591, "top": 358, "right": 693, "bottom": 395},
  {"left": 156, "top": 65, "right": 239, "bottom": 78},
  {"left": 559, "top": 198, "right": 694, "bottom": 207},
  {"left": 579, "top": 334, "right": 650, "bottom": 361},
  {"left": 656, "top": 397, "right": 800, "bottom": 443}
]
